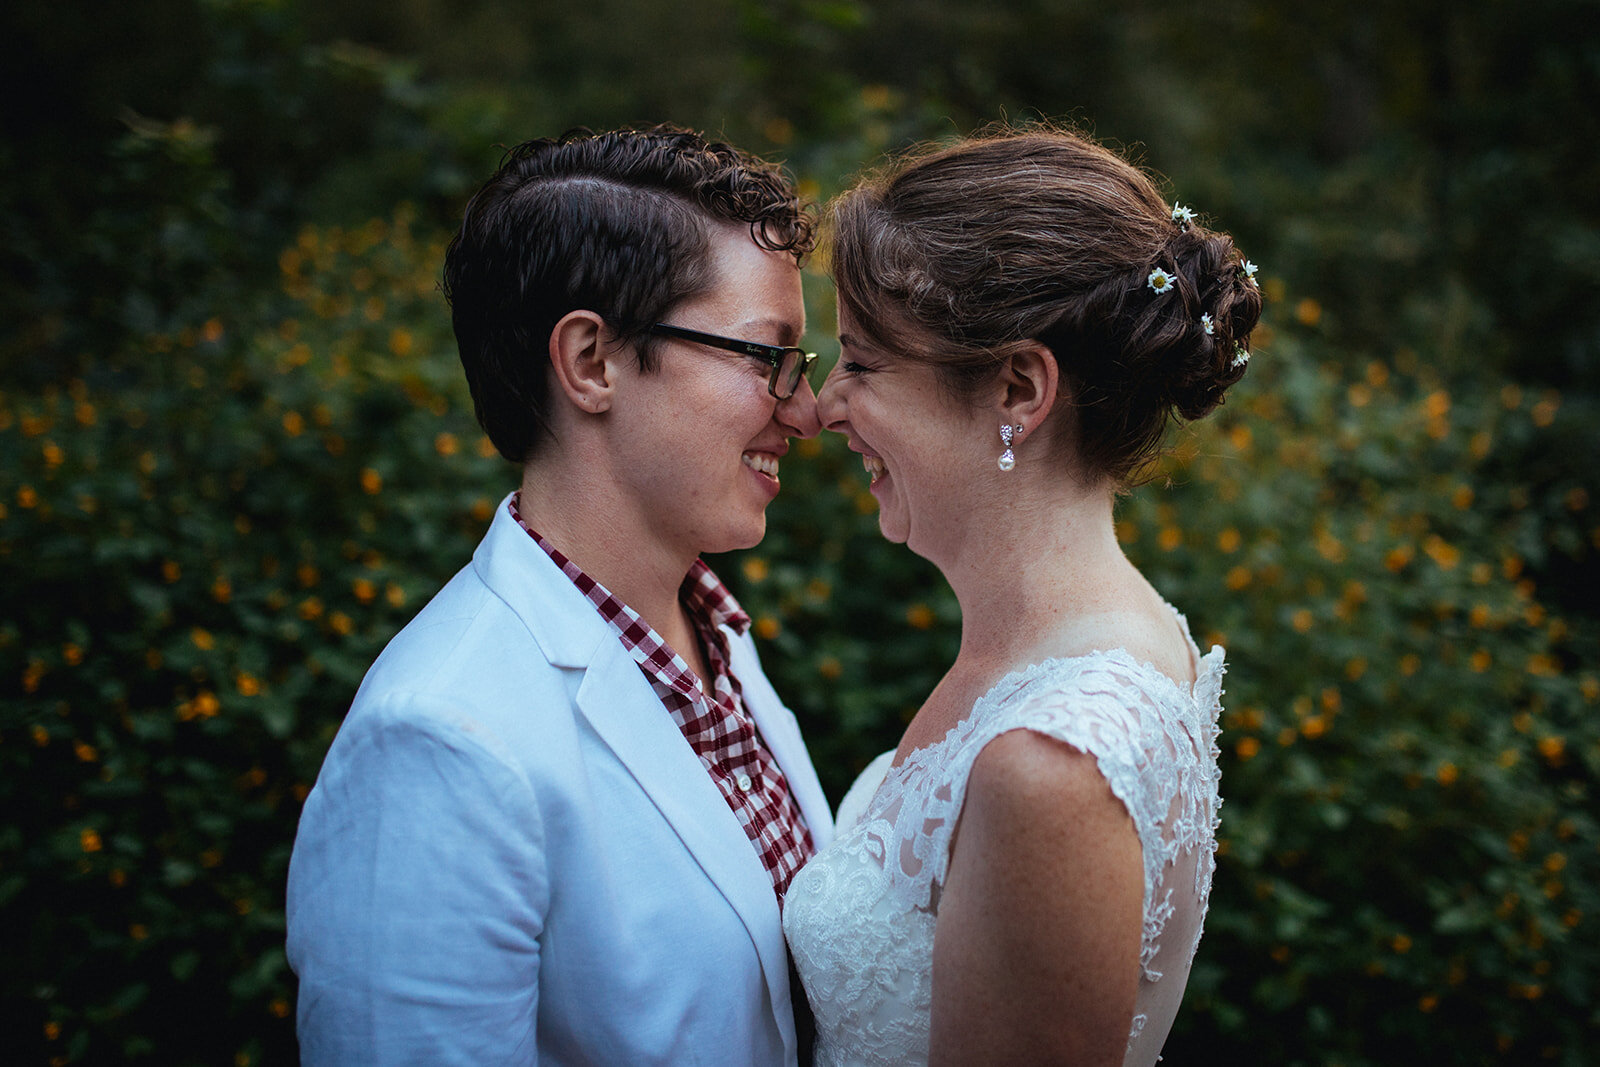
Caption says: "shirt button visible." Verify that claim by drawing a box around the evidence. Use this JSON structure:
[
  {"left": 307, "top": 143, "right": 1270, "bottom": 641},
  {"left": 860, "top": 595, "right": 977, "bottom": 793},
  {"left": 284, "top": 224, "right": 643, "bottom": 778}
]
[{"left": 735, "top": 772, "right": 753, "bottom": 792}]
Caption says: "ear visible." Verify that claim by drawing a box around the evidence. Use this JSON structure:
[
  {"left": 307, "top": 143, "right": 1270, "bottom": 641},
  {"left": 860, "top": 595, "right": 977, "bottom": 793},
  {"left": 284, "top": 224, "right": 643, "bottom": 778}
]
[
  {"left": 997, "top": 341, "right": 1060, "bottom": 443},
  {"left": 547, "top": 310, "right": 623, "bottom": 414}
]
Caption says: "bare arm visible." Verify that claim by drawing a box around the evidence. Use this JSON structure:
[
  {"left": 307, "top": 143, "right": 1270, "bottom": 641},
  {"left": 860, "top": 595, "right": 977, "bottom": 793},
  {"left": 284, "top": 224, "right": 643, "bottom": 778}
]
[{"left": 930, "top": 729, "right": 1143, "bottom": 1066}]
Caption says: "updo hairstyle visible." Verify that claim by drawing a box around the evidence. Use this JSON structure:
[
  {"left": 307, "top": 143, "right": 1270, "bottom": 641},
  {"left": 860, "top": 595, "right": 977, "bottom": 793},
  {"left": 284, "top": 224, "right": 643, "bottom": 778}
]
[{"left": 829, "top": 125, "right": 1263, "bottom": 483}]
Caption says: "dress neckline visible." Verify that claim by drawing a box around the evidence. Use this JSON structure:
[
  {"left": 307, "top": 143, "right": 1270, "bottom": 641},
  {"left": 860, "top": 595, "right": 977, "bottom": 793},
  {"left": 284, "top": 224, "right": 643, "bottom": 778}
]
[{"left": 886, "top": 604, "right": 1218, "bottom": 777}]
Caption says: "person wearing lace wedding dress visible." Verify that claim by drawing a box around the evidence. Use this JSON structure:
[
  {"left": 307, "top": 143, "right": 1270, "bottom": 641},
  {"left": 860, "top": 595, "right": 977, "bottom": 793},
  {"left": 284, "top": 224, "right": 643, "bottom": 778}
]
[{"left": 783, "top": 126, "right": 1264, "bottom": 1066}]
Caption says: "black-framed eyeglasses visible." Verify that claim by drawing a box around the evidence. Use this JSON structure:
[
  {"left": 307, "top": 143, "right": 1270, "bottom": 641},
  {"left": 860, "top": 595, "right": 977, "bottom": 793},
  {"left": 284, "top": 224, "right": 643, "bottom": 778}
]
[{"left": 648, "top": 323, "right": 818, "bottom": 400}]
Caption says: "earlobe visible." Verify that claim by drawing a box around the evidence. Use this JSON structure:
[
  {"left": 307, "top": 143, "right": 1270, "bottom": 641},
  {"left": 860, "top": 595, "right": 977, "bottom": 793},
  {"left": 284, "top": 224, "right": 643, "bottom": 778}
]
[{"left": 548, "top": 310, "right": 618, "bottom": 414}]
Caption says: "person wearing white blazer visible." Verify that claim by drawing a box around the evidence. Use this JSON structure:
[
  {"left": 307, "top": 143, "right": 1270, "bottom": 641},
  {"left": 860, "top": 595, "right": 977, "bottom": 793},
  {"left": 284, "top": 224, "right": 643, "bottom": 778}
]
[{"left": 286, "top": 126, "right": 833, "bottom": 1066}]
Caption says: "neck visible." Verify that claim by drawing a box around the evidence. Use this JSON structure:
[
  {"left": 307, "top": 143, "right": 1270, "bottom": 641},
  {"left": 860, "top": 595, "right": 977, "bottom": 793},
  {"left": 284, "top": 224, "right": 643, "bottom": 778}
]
[
  {"left": 516, "top": 461, "right": 694, "bottom": 636},
  {"left": 933, "top": 473, "right": 1133, "bottom": 672}
]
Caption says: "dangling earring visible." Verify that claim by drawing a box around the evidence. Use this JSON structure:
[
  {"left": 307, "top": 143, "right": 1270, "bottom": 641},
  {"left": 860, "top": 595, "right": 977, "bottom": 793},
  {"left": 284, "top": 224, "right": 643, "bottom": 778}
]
[{"left": 998, "top": 424, "right": 1018, "bottom": 472}]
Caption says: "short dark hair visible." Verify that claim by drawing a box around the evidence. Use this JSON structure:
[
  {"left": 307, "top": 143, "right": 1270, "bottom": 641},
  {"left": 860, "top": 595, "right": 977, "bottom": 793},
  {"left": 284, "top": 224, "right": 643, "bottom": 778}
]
[
  {"left": 442, "top": 126, "right": 816, "bottom": 463},
  {"left": 830, "top": 124, "right": 1263, "bottom": 484}
]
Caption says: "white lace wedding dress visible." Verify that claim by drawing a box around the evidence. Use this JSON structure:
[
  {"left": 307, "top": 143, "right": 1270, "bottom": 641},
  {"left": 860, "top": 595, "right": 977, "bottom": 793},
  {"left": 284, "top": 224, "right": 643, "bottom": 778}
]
[{"left": 784, "top": 618, "right": 1225, "bottom": 1067}]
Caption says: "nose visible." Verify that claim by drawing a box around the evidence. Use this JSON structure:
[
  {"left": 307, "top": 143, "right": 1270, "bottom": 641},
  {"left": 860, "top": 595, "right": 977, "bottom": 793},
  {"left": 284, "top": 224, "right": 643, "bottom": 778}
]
[
  {"left": 776, "top": 373, "right": 821, "bottom": 438},
  {"left": 815, "top": 359, "right": 848, "bottom": 434}
]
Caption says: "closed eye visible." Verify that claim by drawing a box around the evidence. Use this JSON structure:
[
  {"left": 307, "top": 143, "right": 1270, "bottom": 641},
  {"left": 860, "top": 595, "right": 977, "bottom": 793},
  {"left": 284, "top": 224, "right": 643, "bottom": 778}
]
[{"left": 840, "top": 360, "right": 875, "bottom": 375}]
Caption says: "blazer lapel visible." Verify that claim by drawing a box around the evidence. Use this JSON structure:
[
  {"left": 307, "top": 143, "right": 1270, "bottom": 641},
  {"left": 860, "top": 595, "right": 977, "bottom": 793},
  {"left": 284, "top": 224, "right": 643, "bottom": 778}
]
[{"left": 572, "top": 640, "right": 796, "bottom": 1045}]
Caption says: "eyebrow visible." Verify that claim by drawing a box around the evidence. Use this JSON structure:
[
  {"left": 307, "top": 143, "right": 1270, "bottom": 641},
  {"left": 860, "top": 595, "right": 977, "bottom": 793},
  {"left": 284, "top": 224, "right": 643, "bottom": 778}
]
[{"left": 742, "top": 318, "right": 804, "bottom": 347}]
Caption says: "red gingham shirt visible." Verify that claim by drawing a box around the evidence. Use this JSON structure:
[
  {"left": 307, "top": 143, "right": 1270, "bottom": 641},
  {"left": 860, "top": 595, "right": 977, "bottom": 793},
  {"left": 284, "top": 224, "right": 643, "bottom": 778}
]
[{"left": 509, "top": 494, "right": 815, "bottom": 902}]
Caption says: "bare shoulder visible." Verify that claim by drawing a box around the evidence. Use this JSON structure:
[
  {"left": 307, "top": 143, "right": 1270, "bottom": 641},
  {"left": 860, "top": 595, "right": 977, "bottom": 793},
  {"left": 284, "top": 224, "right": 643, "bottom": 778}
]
[{"left": 963, "top": 730, "right": 1132, "bottom": 843}]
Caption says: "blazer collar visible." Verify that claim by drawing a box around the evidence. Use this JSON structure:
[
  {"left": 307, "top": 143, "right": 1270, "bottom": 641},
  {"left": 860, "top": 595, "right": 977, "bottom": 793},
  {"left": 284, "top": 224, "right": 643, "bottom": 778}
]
[{"left": 470, "top": 494, "right": 613, "bottom": 669}]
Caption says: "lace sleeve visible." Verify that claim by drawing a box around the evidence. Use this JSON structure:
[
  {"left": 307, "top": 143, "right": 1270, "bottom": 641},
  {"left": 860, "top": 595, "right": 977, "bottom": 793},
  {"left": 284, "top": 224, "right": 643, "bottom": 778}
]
[{"left": 924, "top": 653, "right": 1225, "bottom": 981}]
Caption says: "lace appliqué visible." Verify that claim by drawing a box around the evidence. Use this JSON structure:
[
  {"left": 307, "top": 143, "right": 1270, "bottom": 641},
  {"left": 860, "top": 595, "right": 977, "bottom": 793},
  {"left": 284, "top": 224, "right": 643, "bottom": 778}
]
[{"left": 785, "top": 634, "right": 1225, "bottom": 1067}]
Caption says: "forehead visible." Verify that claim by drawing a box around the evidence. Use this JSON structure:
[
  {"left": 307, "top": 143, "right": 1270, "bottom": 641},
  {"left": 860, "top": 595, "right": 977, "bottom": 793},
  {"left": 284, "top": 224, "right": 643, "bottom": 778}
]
[{"left": 699, "top": 225, "right": 805, "bottom": 341}]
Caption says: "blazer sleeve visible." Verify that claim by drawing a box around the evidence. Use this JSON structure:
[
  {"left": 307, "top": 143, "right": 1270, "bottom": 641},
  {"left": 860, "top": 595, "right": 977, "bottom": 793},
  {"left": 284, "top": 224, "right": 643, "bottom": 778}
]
[{"left": 287, "top": 693, "right": 550, "bottom": 1065}]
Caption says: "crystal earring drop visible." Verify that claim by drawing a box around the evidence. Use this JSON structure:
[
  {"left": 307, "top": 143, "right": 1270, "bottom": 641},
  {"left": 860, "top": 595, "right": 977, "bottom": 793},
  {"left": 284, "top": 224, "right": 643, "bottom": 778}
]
[{"left": 998, "top": 424, "right": 1017, "bottom": 472}]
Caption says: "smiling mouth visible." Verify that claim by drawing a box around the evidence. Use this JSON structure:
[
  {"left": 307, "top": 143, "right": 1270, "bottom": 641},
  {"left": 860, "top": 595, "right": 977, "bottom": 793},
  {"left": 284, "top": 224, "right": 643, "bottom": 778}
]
[
  {"left": 742, "top": 452, "right": 780, "bottom": 478},
  {"left": 862, "top": 455, "right": 885, "bottom": 483}
]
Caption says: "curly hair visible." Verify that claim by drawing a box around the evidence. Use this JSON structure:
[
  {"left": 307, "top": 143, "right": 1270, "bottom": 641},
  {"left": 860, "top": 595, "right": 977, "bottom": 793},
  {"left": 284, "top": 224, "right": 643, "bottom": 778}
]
[
  {"left": 829, "top": 124, "right": 1262, "bottom": 483},
  {"left": 443, "top": 125, "right": 816, "bottom": 463}
]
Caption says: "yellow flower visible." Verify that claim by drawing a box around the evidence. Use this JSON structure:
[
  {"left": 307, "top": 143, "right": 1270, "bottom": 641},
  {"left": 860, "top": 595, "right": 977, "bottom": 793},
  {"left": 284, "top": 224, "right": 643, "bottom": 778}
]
[
  {"left": 817, "top": 656, "right": 842, "bottom": 681},
  {"left": 1422, "top": 535, "right": 1460, "bottom": 570},
  {"left": 1235, "top": 737, "right": 1261, "bottom": 760},
  {"left": 1216, "top": 527, "right": 1241, "bottom": 553},
  {"left": 755, "top": 616, "right": 781, "bottom": 640},
  {"left": 1157, "top": 526, "right": 1182, "bottom": 551},
  {"left": 1435, "top": 762, "right": 1459, "bottom": 786},
  {"left": 353, "top": 578, "right": 377, "bottom": 603},
  {"left": 1225, "top": 566, "right": 1252, "bottom": 591},
  {"left": 191, "top": 628, "right": 215, "bottom": 651},
  {"left": 741, "top": 557, "right": 769, "bottom": 583},
  {"left": 434, "top": 432, "right": 459, "bottom": 457},
  {"left": 906, "top": 604, "right": 935, "bottom": 630},
  {"left": 80, "top": 828, "right": 102, "bottom": 853},
  {"left": 1390, "top": 933, "right": 1413, "bottom": 953},
  {"left": 1526, "top": 653, "right": 1560, "bottom": 677},
  {"left": 1290, "top": 609, "right": 1313, "bottom": 633},
  {"left": 360, "top": 468, "right": 383, "bottom": 494},
  {"left": 236, "top": 673, "right": 262, "bottom": 696}
]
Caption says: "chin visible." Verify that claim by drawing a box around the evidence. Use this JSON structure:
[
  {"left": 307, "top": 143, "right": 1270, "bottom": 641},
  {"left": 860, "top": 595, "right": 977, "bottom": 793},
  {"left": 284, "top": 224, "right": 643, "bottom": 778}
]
[
  {"left": 707, "top": 514, "right": 769, "bottom": 555},
  {"left": 876, "top": 515, "right": 909, "bottom": 546}
]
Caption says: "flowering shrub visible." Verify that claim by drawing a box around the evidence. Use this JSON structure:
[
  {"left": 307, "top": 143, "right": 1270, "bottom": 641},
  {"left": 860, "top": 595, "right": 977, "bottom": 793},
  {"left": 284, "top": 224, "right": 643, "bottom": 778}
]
[{"left": 2, "top": 215, "right": 1595, "bottom": 1065}]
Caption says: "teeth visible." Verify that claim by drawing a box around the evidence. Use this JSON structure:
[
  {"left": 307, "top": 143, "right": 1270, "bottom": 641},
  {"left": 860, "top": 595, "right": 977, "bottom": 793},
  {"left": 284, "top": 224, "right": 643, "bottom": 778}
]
[
  {"left": 742, "top": 452, "right": 779, "bottom": 478},
  {"left": 862, "top": 455, "right": 885, "bottom": 482}
]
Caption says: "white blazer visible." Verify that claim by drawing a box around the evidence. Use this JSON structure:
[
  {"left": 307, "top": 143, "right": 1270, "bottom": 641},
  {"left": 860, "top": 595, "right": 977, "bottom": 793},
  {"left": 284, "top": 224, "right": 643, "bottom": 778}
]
[{"left": 287, "top": 496, "right": 833, "bottom": 1066}]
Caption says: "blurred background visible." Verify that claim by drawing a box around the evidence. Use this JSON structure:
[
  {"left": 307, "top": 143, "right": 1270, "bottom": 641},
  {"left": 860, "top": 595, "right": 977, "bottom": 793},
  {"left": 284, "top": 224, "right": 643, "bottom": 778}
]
[{"left": 2, "top": 0, "right": 1596, "bottom": 1063}]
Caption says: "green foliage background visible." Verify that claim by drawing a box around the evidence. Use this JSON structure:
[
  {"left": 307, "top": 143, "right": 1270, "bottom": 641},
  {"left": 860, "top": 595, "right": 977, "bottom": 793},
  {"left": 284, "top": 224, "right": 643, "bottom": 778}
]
[{"left": 2, "top": 0, "right": 1597, "bottom": 1063}]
